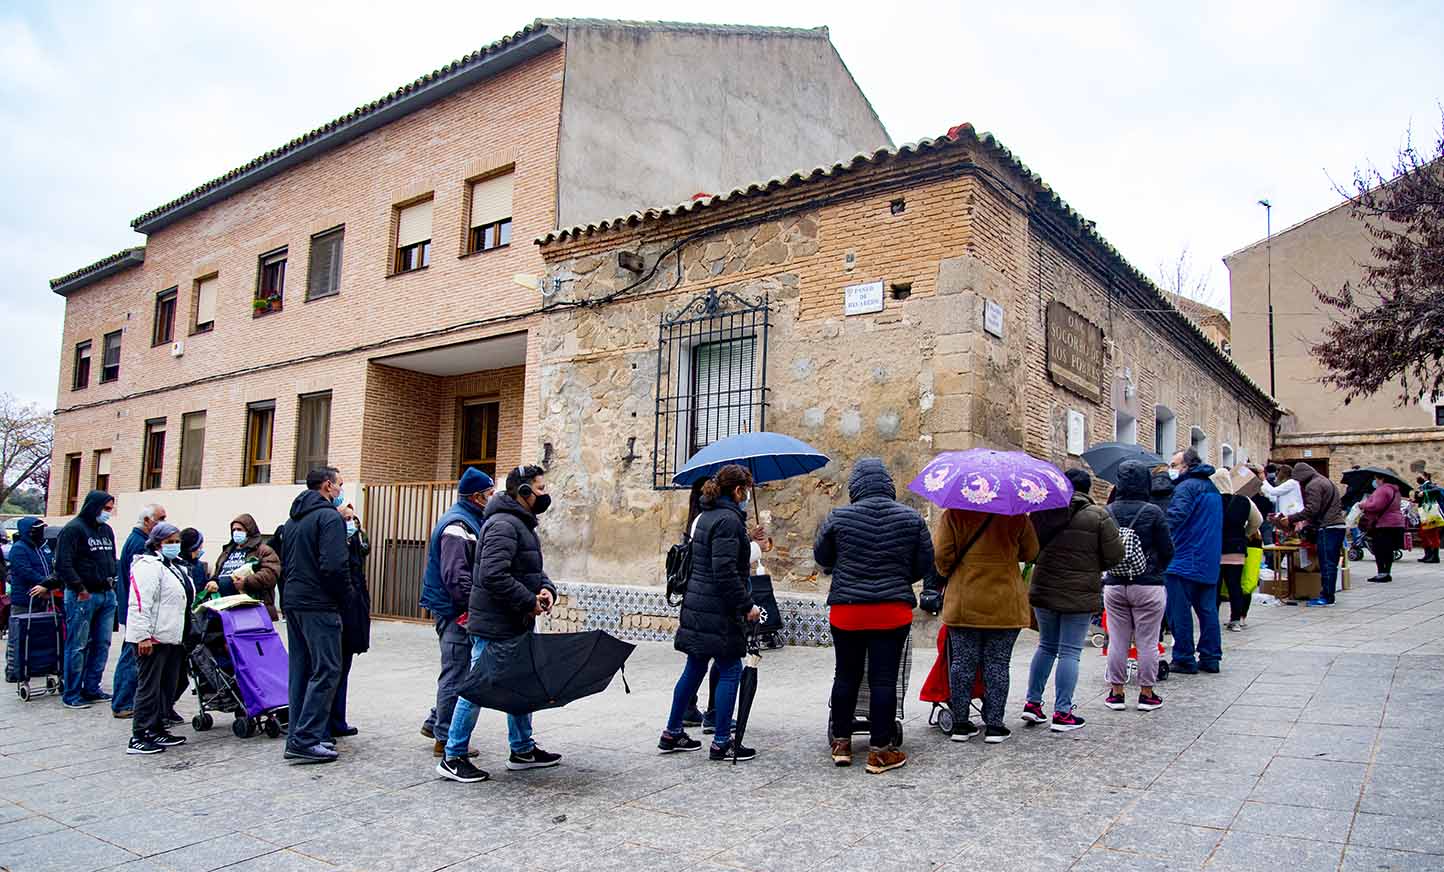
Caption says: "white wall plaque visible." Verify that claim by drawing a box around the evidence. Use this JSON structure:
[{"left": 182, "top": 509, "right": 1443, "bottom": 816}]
[
  {"left": 843, "top": 280, "right": 885, "bottom": 316},
  {"left": 1067, "top": 410, "right": 1087, "bottom": 456},
  {"left": 984, "top": 298, "right": 1004, "bottom": 338}
]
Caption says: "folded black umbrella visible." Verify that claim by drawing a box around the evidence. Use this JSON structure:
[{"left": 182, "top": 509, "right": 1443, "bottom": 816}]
[
  {"left": 1082, "top": 442, "right": 1165, "bottom": 486},
  {"left": 1342, "top": 466, "right": 1412, "bottom": 498},
  {"left": 458, "top": 630, "right": 635, "bottom": 716},
  {"left": 728, "top": 627, "right": 763, "bottom": 764}
]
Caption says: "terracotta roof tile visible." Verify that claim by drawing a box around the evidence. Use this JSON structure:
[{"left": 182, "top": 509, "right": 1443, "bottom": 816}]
[{"left": 49, "top": 246, "right": 145, "bottom": 295}]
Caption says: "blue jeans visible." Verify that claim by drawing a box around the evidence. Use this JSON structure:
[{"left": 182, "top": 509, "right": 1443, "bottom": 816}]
[
  {"left": 63, "top": 589, "right": 115, "bottom": 704},
  {"left": 112, "top": 642, "right": 139, "bottom": 713},
  {"left": 446, "top": 636, "right": 534, "bottom": 758},
  {"left": 1317, "top": 527, "right": 1346, "bottom": 604},
  {"left": 1026, "top": 608, "right": 1092, "bottom": 713},
  {"left": 666, "top": 654, "right": 742, "bottom": 746},
  {"left": 1165, "top": 574, "right": 1221, "bottom": 668}
]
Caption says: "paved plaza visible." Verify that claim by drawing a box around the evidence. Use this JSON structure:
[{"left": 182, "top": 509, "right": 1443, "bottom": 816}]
[{"left": 2, "top": 559, "right": 1443, "bottom": 872}]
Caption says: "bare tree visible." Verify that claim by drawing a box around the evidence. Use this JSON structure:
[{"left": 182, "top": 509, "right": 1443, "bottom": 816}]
[
  {"left": 0, "top": 394, "right": 53, "bottom": 509},
  {"left": 1156, "top": 245, "right": 1226, "bottom": 311}
]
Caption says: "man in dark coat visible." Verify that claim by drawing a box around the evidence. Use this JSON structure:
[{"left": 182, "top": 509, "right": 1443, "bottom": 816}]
[
  {"left": 1163, "top": 449, "right": 1224, "bottom": 674},
  {"left": 280, "top": 466, "right": 350, "bottom": 763},
  {"left": 5, "top": 518, "right": 56, "bottom": 684},
  {"left": 438, "top": 465, "right": 561, "bottom": 784},
  {"left": 55, "top": 489, "right": 117, "bottom": 708},
  {"left": 1288, "top": 462, "right": 1346, "bottom": 606},
  {"left": 112, "top": 503, "right": 167, "bottom": 719}
]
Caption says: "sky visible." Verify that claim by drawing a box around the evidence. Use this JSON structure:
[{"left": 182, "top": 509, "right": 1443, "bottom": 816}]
[{"left": 2, "top": 0, "right": 1441, "bottom": 410}]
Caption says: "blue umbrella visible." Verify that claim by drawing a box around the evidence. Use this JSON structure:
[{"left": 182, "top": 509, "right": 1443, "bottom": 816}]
[{"left": 671, "top": 431, "right": 830, "bottom": 486}]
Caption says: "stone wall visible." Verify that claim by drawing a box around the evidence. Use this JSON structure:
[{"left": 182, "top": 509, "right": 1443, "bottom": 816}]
[{"left": 1275, "top": 428, "right": 1444, "bottom": 482}]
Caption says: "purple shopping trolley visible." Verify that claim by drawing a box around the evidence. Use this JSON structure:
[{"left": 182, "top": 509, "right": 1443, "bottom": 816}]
[{"left": 189, "top": 598, "right": 288, "bottom": 739}]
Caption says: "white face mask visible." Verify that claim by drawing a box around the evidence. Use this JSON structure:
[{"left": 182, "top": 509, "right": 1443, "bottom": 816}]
[
  {"left": 1168, "top": 468, "right": 1182, "bottom": 481},
  {"left": 345, "top": 521, "right": 358, "bottom": 538},
  {"left": 98, "top": 510, "right": 112, "bottom": 524},
  {"left": 232, "top": 530, "right": 247, "bottom": 545}
]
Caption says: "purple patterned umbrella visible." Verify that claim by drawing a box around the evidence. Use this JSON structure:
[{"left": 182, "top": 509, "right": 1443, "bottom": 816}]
[{"left": 907, "top": 449, "right": 1073, "bottom": 515}]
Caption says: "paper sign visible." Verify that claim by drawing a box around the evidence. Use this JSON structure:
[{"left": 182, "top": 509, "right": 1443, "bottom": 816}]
[
  {"left": 1067, "top": 410, "right": 1087, "bottom": 455},
  {"left": 844, "top": 281, "right": 884, "bottom": 316}
]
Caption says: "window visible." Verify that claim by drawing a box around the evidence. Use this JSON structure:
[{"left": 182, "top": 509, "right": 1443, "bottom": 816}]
[
  {"left": 457, "top": 399, "right": 499, "bottom": 479},
  {"left": 1436, "top": 405, "right": 1444, "bottom": 427},
  {"left": 1114, "top": 410, "right": 1137, "bottom": 445},
  {"left": 307, "top": 227, "right": 344, "bottom": 300},
  {"left": 100, "top": 330, "right": 122, "bottom": 382},
  {"left": 192, "top": 274, "right": 218, "bottom": 334},
  {"left": 73, "top": 341, "right": 92, "bottom": 390},
  {"left": 244, "top": 401, "right": 275, "bottom": 485},
  {"left": 178, "top": 411, "right": 206, "bottom": 489},
  {"left": 294, "top": 392, "right": 332, "bottom": 482},
  {"left": 141, "top": 419, "right": 166, "bottom": 490},
  {"left": 64, "top": 453, "right": 81, "bottom": 513},
  {"left": 1221, "top": 444, "right": 1235, "bottom": 469},
  {"left": 394, "top": 199, "right": 433, "bottom": 273},
  {"left": 1154, "top": 405, "right": 1176, "bottom": 457},
  {"left": 255, "top": 248, "right": 287, "bottom": 315},
  {"left": 1190, "top": 426, "right": 1210, "bottom": 464},
  {"left": 690, "top": 337, "right": 757, "bottom": 457},
  {"left": 152, "top": 288, "right": 178, "bottom": 346},
  {"left": 467, "top": 172, "right": 514, "bottom": 254},
  {"left": 92, "top": 450, "right": 111, "bottom": 494}
]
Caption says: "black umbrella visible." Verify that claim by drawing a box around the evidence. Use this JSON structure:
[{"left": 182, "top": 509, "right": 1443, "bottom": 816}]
[
  {"left": 1342, "top": 466, "right": 1412, "bottom": 498},
  {"left": 1082, "top": 442, "right": 1165, "bottom": 486},
  {"left": 728, "top": 626, "right": 763, "bottom": 764},
  {"left": 457, "top": 630, "right": 635, "bottom": 716}
]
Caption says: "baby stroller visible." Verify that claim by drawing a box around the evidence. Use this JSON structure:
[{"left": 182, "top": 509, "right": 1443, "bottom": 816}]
[
  {"left": 188, "top": 596, "right": 288, "bottom": 738},
  {"left": 920, "top": 625, "right": 984, "bottom": 735},
  {"left": 826, "top": 630, "right": 911, "bottom": 747},
  {"left": 1098, "top": 608, "right": 1169, "bottom": 683},
  {"left": 7, "top": 594, "right": 63, "bottom": 701}
]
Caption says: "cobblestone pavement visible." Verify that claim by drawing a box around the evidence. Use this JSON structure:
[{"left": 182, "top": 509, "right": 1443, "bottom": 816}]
[{"left": 3, "top": 558, "right": 1442, "bottom": 872}]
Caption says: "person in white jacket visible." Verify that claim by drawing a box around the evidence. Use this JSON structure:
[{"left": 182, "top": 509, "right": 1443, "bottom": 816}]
[
  {"left": 1260, "top": 463, "right": 1305, "bottom": 524},
  {"left": 125, "top": 522, "right": 191, "bottom": 755}
]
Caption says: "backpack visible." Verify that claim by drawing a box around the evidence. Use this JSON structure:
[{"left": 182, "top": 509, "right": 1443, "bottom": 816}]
[
  {"left": 1109, "top": 511, "right": 1149, "bottom": 582},
  {"left": 665, "top": 517, "right": 702, "bottom": 607}
]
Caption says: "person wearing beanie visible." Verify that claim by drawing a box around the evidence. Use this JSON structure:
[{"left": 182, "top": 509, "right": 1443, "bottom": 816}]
[
  {"left": 125, "top": 522, "right": 191, "bottom": 755},
  {"left": 170, "top": 528, "right": 207, "bottom": 719},
  {"left": 1023, "top": 468, "right": 1124, "bottom": 732},
  {"left": 419, "top": 466, "right": 495, "bottom": 757}
]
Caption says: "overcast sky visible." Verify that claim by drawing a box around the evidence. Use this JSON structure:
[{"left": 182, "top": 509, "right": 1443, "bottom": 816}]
[{"left": 3, "top": 1, "right": 1440, "bottom": 409}]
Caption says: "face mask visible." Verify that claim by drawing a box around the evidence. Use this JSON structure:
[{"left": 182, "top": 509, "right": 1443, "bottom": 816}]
[
  {"left": 530, "top": 493, "right": 552, "bottom": 515},
  {"left": 331, "top": 488, "right": 346, "bottom": 508},
  {"left": 1266, "top": 473, "right": 1277, "bottom": 484},
  {"left": 1168, "top": 468, "right": 1181, "bottom": 481},
  {"left": 345, "top": 521, "right": 358, "bottom": 538},
  {"left": 232, "top": 530, "right": 247, "bottom": 545},
  {"left": 160, "top": 543, "right": 182, "bottom": 560},
  {"left": 28, "top": 528, "right": 44, "bottom": 543},
  {"left": 98, "top": 510, "right": 112, "bottom": 524},
  {"left": 195, "top": 549, "right": 205, "bottom": 559}
]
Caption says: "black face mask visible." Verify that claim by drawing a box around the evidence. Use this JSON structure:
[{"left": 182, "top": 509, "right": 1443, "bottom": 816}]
[
  {"left": 28, "top": 528, "right": 44, "bottom": 544},
  {"left": 530, "top": 493, "right": 552, "bottom": 516}
]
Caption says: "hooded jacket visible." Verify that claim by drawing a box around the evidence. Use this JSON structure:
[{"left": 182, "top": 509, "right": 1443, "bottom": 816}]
[
  {"left": 1211, "top": 468, "right": 1264, "bottom": 556},
  {"left": 467, "top": 493, "right": 557, "bottom": 640},
  {"left": 279, "top": 489, "right": 349, "bottom": 612},
  {"left": 1029, "top": 492, "right": 1124, "bottom": 614},
  {"left": 814, "top": 459, "right": 932, "bottom": 608},
  {"left": 213, "top": 513, "right": 281, "bottom": 619},
  {"left": 420, "top": 497, "right": 487, "bottom": 620},
  {"left": 1289, "top": 463, "right": 1345, "bottom": 530},
  {"left": 929, "top": 509, "right": 1040, "bottom": 629},
  {"left": 1165, "top": 464, "right": 1223, "bottom": 584},
  {"left": 56, "top": 490, "right": 117, "bottom": 593},
  {"left": 675, "top": 493, "right": 756, "bottom": 658},
  {"left": 1105, "top": 461, "right": 1173, "bottom": 586},
  {"left": 1149, "top": 470, "right": 1176, "bottom": 522},
  {"left": 7, "top": 517, "right": 54, "bottom": 598},
  {"left": 125, "top": 552, "right": 189, "bottom": 646}
]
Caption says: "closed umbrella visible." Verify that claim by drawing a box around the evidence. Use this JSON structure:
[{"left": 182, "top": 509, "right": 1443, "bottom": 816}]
[
  {"left": 457, "top": 630, "right": 635, "bottom": 716},
  {"left": 727, "top": 626, "right": 764, "bottom": 764},
  {"left": 908, "top": 449, "right": 1073, "bottom": 515},
  {"left": 1081, "top": 442, "right": 1165, "bottom": 486},
  {"left": 1342, "top": 466, "right": 1412, "bottom": 498}
]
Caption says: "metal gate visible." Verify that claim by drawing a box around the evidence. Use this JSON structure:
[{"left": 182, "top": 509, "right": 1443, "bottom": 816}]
[{"left": 362, "top": 480, "right": 458, "bottom": 620}]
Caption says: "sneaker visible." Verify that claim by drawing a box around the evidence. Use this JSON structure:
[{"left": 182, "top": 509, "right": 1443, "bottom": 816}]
[
  {"left": 436, "top": 756, "right": 490, "bottom": 783},
  {"left": 420, "top": 723, "right": 435, "bottom": 739},
  {"left": 1305, "top": 597, "right": 1331, "bottom": 607},
  {"left": 507, "top": 746, "right": 562, "bottom": 771},
  {"left": 1199, "top": 662, "right": 1221, "bottom": 674},
  {"left": 164, "top": 711, "right": 185, "bottom": 726},
  {"left": 1226, "top": 621, "right": 1242, "bottom": 632},
  {"left": 681, "top": 705, "right": 705, "bottom": 728},
  {"left": 433, "top": 740, "right": 481, "bottom": 759},
  {"left": 151, "top": 732, "right": 187, "bottom": 747},
  {"left": 1239, "top": 619, "right": 1249, "bottom": 630},
  {"left": 1367, "top": 575, "right": 1392, "bottom": 584},
  {"left": 1021, "top": 701, "right": 1048, "bottom": 724},
  {"left": 659, "top": 731, "right": 703, "bottom": 754},
  {"left": 865, "top": 747, "right": 907, "bottom": 774},
  {"left": 1051, "top": 711, "right": 1087, "bottom": 732},
  {"left": 81, "top": 691, "right": 112, "bottom": 702},
  {"left": 62, "top": 699, "right": 92, "bottom": 710},
  {"left": 333, "top": 726, "right": 359, "bottom": 737},
  {"left": 127, "top": 736, "right": 164, "bottom": 755},
  {"left": 320, "top": 740, "right": 337, "bottom": 750},
  {"left": 830, "top": 738, "right": 853, "bottom": 766},
  {"left": 951, "top": 720, "right": 980, "bottom": 742},
  {"left": 284, "top": 743, "right": 339, "bottom": 764},
  {"left": 1137, "top": 691, "right": 1164, "bottom": 711},
  {"left": 1169, "top": 660, "right": 1199, "bottom": 675},
  {"left": 709, "top": 740, "right": 756, "bottom": 762},
  {"left": 983, "top": 725, "right": 1011, "bottom": 744},
  {"left": 112, "top": 709, "right": 134, "bottom": 719},
  {"left": 1104, "top": 692, "right": 1127, "bottom": 711}
]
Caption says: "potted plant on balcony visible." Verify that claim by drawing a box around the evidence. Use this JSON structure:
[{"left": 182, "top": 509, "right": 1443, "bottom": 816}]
[{"left": 252, "top": 294, "right": 282, "bottom": 316}]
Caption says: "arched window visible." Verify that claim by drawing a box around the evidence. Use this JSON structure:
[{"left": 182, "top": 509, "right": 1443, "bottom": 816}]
[
  {"left": 1115, "top": 410, "right": 1138, "bottom": 445},
  {"left": 1154, "top": 405, "right": 1176, "bottom": 456},
  {"left": 1190, "top": 426, "right": 1209, "bottom": 464},
  {"left": 1221, "top": 444, "right": 1235, "bottom": 469}
]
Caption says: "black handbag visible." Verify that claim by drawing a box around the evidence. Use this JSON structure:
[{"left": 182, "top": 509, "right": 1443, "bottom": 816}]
[
  {"left": 920, "top": 516, "right": 994, "bottom": 615},
  {"left": 746, "top": 574, "right": 784, "bottom": 633}
]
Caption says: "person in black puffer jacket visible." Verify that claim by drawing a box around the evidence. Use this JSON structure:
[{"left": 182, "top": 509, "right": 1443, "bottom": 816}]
[
  {"left": 1102, "top": 460, "right": 1173, "bottom": 711},
  {"left": 658, "top": 465, "right": 761, "bottom": 762},
  {"left": 814, "top": 458, "right": 931, "bottom": 773}
]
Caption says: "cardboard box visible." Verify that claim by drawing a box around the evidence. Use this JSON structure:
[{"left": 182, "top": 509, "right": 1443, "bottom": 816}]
[{"left": 1292, "top": 570, "right": 1322, "bottom": 600}]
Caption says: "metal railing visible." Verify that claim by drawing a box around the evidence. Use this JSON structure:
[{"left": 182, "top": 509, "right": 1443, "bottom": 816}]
[{"left": 362, "top": 480, "right": 458, "bottom": 620}]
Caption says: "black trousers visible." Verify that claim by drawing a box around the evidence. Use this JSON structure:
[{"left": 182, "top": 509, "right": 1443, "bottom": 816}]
[
  {"left": 286, "top": 610, "right": 342, "bottom": 750},
  {"left": 829, "top": 624, "right": 909, "bottom": 748},
  {"left": 134, "top": 644, "right": 185, "bottom": 738},
  {"left": 1221, "top": 564, "right": 1251, "bottom": 622},
  {"left": 1371, "top": 528, "right": 1405, "bottom": 576}
]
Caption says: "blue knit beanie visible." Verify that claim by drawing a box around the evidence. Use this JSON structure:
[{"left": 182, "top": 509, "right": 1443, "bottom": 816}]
[{"left": 458, "top": 467, "right": 495, "bottom": 496}]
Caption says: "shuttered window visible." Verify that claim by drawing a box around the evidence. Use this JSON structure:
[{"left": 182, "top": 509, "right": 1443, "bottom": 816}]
[
  {"left": 307, "top": 227, "right": 344, "bottom": 300},
  {"left": 193, "top": 275, "right": 218, "bottom": 333},
  {"left": 73, "top": 341, "right": 91, "bottom": 390},
  {"left": 690, "top": 336, "right": 756, "bottom": 456},
  {"left": 467, "top": 172, "right": 514, "bottom": 254},
  {"left": 256, "top": 248, "right": 286, "bottom": 315},
  {"left": 244, "top": 401, "right": 275, "bottom": 485},
  {"left": 93, "top": 449, "right": 111, "bottom": 494},
  {"left": 152, "top": 288, "right": 177, "bottom": 346},
  {"left": 101, "top": 330, "right": 122, "bottom": 382},
  {"left": 178, "top": 411, "right": 206, "bottom": 489},
  {"left": 142, "top": 419, "right": 166, "bottom": 490},
  {"left": 395, "top": 199, "right": 432, "bottom": 273},
  {"left": 294, "top": 392, "right": 332, "bottom": 482}
]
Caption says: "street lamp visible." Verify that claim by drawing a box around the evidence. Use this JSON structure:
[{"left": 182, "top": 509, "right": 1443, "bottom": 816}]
[{"left": 1258, "top": 199, "right": 1275, "bottom": 398}]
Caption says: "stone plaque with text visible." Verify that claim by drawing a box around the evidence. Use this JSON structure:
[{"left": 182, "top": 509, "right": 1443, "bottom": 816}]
[{"left": 1046, "top": 301, "right": 1104, "bottom": 402}]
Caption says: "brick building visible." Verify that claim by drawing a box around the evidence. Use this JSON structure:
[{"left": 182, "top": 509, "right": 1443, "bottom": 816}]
[
  {"left": 45, "top": 18, "right": 888, "bottom": 616},
  {"left": 527, "top": 124, "right": 1274, "bottom": 636}
]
